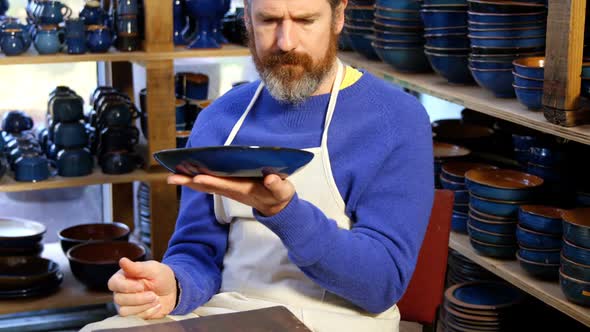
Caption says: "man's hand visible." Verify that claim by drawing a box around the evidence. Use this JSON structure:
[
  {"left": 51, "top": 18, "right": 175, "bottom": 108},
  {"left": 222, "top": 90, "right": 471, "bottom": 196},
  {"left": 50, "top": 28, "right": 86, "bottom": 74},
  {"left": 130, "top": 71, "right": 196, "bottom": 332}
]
[
  {"left": 168, "top": 173, "right": 295, "bottom": 217},
  {"left": 108, "top": 258, "right": 177, "bottom": 319}
]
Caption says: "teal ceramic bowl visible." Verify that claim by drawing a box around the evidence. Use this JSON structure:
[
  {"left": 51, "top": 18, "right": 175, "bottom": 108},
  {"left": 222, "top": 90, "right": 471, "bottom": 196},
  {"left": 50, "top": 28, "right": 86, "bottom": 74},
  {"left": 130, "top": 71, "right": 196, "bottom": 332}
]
[
  {"left": 559, "top": 269, "right": 590, "bottom": 307},
  {"left": 518, "top": 205, "right": 562, "bottom": 234},
  {"left": 372, "top": 43, "right": 432, "bottom": 72},
  {"left": 469, "top": 237, "right": 517, "bottom": 259},
  {"left": 516, "top": 252, "right": 559, "bottom": 280},
  {"left": 561, "top": 208, "right": 590, "bottom": 248},
  {"left": 468, "top": 223, "right": 517, "bottom": 245},
  {"left": 561, "top": 253, "right": 590, "bottom": 282}
]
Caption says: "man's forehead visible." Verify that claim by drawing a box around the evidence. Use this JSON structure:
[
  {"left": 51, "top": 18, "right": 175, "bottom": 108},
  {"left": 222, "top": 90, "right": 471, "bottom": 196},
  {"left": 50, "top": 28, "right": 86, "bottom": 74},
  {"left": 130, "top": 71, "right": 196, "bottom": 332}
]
[{"left": 249, "top": 0, "right": 329, "bottom": 15}]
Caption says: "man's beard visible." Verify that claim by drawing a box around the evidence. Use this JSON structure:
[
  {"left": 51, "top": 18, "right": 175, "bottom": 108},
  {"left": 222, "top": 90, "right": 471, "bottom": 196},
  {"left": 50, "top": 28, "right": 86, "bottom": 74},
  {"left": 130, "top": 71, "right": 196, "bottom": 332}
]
[{"left": 248, "top": 25, "right": 339, "bottom": 104}]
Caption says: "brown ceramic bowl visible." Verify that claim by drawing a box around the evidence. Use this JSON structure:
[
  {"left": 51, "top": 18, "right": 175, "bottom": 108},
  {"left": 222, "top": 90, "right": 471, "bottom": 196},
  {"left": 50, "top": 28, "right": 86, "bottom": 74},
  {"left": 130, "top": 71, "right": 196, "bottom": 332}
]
[
  {"left": 465, "top": 168, "right": 543, "bottom": 201},
  {"left": 58, "top": 222, "right": 130, "bottom": 255},
  {"left": 434, "top": 141, "right": 471, "bottom": 159},
  {"left": 0, "top": 256, "right": 60, "bottom": 291},
  {"left": 67, "top": 241, "right": 146, "bottom": 291},
  {"left": 441, "top": 161, "right": 498, "bottom": 182}
]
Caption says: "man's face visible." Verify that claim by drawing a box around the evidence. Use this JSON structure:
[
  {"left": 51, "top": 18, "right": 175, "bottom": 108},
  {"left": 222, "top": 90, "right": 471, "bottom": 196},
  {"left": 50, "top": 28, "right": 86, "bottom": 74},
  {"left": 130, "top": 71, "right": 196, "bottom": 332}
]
[{"left": 245, "top": 0, "right": 345, "bottom": 104}]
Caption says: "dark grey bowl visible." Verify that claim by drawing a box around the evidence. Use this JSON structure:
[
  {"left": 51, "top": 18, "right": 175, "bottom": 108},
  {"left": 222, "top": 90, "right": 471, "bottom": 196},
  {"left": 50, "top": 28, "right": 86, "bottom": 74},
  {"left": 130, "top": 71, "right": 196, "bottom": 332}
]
[{"left": 58, "top": 222, "right": 130, "bottom": 255}]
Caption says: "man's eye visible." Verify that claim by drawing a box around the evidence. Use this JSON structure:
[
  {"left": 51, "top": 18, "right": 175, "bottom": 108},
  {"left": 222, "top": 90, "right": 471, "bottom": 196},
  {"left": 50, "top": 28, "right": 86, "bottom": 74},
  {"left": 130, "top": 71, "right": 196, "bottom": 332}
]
[{"left": 299, "top": 19, "right": 314, "bottom": 25}]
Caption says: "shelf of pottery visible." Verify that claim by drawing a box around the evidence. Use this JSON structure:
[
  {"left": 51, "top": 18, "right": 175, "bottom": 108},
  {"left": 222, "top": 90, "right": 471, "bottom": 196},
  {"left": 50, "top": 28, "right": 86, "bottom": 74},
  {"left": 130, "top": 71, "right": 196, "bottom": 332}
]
[
  {"left": 0, "top": 0, "right": 251, "bottom": 315},
  {"left": 340, "top": 0, "right": 590, "bottom": 328}
]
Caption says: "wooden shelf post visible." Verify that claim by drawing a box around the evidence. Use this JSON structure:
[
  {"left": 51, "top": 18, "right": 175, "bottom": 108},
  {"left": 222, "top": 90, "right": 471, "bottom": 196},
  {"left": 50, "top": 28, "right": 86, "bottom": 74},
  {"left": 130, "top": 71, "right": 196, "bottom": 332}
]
[
  {"left": 543, "top": 0, "right": 588, "bottom": 126},
  {"left": 143, "top": 0, "right": 174, "bottom": 53}
]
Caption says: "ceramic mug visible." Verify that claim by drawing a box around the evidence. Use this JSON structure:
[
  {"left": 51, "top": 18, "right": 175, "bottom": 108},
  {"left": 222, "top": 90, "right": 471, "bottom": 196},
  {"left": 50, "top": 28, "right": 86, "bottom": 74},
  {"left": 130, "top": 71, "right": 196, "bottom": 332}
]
[
  {"left": 79, "top": 0, "right": 106, "bottom": 25},
  {"left": 34, "top": 25, "right": 64, "bottom": 54},
  {"left": 86, "top": 24, "right": 112, "bottom": 53},
  {"left": 36, "top": 0, "right": 72, "bottom": 25},
  {"left": 53, "top": 121, "right": 88, "bottom": 148},
  {"left": 57, "top": 147, "right": 93, "bottom": 177},
  {"left": 1, "top": 111, "right": 34, "bottom": 134},
  {"left": 99, "top": 151, "right": 142, "bottom": 174},
  {"left": 14, "top": 155, "right": 54, "bottom": 182}
]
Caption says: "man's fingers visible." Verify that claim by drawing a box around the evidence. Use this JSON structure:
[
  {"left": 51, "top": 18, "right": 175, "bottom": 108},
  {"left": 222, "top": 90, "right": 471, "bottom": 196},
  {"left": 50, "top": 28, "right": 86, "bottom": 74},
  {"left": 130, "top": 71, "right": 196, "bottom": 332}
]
[
  {"left": 114, "top": 291, "right": 157, "bottom": 307},
  {"left": 264, "top": 174, "right": 294, "bottom": 202},
  {"left": 135, "top": 303, "right": 163, "bottom": 320},
  {"left": 108, "top": 271, "right": 144, "bottom": 293},
  {"left": 117, "top": 300, "right": 160, "bottom": 317}
]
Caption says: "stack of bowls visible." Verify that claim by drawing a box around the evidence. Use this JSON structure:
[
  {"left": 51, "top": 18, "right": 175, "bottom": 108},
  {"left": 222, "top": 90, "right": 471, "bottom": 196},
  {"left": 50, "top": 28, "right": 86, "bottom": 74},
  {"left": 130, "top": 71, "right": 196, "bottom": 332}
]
[
  {"left": 446, "top": 249, "right": 500, "bottom": 287},
  {"left": 0, "top": 256, "right": 63, "bottom": 299},
  {"left": 442, "top": 282, "right": 524, "bottom": 331},
  {"left": 421, "top": 0, "right": 474, "bottom": 83},
  {"left": 560, "top": 208, "right": 590, "bottom": 307},
  {"left": 441, "top": 161, "right": 497, "bottom": 233},
  {"left": 512, "top": 57, "right": 544, "bottom": 110},
  {"left": 433, "top": 141, "right": 470, "bottom": 189},
  {"left": 516, "top": 205, "right": 562, "bottom": 279},
  {"left": 0, "top": 217, "right": 46, "bottom": 257},
  {"left": 526, "top": 144, "right": 574, "bottom": 205},
  {"left": 372, "top": 0, "right": 431, "bottom": 72},
  {"left": 511, "top": 131, "right": 548, "bottom": 168},
  {"left": 467, "top": 0, "right": 547, "bottom": 98},
  {"left": 344, "top": 5, "right": 379, "bottom": 60},
  {"left": 581, "top": 63, "right": 590, "bottom": 98},
  {"left": 465, "top": 168, "right": 543, "bottom": 258},
  {"left": 137, "top": 182, "right": 151, "bottom": 247}
]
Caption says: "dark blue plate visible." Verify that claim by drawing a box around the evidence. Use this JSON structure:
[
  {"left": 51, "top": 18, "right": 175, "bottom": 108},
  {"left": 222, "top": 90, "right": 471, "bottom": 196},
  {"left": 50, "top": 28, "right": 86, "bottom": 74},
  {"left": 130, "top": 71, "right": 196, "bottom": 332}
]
[
  {"left": 446, "top": 282, "right": 523, "bottom": 310},
  {"left": 154, "top": 146, "right": 314, "bottom": 178}
]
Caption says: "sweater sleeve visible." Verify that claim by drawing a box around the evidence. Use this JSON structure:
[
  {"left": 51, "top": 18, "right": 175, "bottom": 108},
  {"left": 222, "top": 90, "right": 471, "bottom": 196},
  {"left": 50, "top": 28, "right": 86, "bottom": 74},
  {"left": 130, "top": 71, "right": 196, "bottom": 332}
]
[{"left": 254, "top": 96, "right": 434, "bottom": 313}]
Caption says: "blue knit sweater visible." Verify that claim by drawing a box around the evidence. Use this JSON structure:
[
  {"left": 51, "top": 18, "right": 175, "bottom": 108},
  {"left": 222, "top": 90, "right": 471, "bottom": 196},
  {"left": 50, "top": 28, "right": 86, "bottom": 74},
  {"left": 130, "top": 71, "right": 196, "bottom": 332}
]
[{"left": 163, "top": 72, "right": 434, "bottom": 315}]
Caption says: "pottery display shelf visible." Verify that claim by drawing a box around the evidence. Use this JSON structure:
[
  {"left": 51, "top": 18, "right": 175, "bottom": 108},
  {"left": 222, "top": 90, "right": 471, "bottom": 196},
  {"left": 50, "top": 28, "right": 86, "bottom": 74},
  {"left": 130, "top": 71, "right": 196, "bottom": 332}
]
[
  {"left": 339, "top": 51, "right": 590, "bottom": 146},
  {"left": 450, "top": 231, "right": 590, "bottom": 327},
  {"left": 0, "top": 44, "right": 250, "bottom": 65}
]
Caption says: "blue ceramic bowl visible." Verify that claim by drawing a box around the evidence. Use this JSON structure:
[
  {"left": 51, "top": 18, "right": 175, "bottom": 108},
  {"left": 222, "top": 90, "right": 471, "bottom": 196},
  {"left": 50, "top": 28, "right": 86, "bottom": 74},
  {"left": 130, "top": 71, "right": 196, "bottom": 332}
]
[
  {"left": 345, "top": 19, "right": 374, "bottom": 28},
  {"left": 425, "top": 26, "right": 469, "bottom": 34},
  {"left": 467, "top": 11, "right": 547, "bottom": 24},
  {"left": 425, "top": 51, "right": 474, "bottom": 84},
  {"left": 375, "top": 30, "right": 425, "bottom": 42},
  {"left": 345, "top": 7, "right": 375, "bottom": 21},
  {"left": 513, "top": 56, "right": 544, "bottom": 79},
  {"left": 454, "top": 203, "right": 469, "bottom": 213},
  {"left": 559, "top": 269, "right": 590, "bottom": 306},
  {"left": 465, "top": 168, "right": 542, "bottom": 201},
  {"left": 347, "top": 33, "right": 380, "bottom": 60},
  {"left": 377, "top": 0, "right": 422, "bottom": 10},
  {"left": 420, "top": 9, "right": 468, "bottom": 29},
  {"left": 455, "top": 189, "right": 469, "bottom": 204},
  {"left": 375, "top": 16, "right": 424, "bottom": 28},
  {"left": 468, "top": 212, "right": 517, "bottom": 234},
  {"left": 440, "top": 174, "right": 467, "bottom": 190},
  {"left": 469, "top": 193, "right": 525, "bottom": 217},
  {"left": 518, "top": 246, "right": 560, "bottom": 264},
  {"left": 468, "top": 58, "right": 514, "bottom": 70},
  {"left": 447, "top": 281, "right": 524, "bottom": 310},
  {"left": 513, "top": 72, "right": 543, "bottom": 88},
  {"left": 518, "top": 205, "right": 562, "bottom": 234},
  {"left": 468, "top": 20, "right": 547, "bottom": 30},
  {"left": 470, "top": 205, "right": 518, "bottom": 222},
  {"left": 424, "top": 33, "right": 471, "bottom": 48},
  {"left": 425, "top": 0, "right": 468, "bottom": 4},
  {"left": 373, "top": 40, "right": 425, "bottom": 48},
  {"left": 470, "top": 237, "right": 517, "bottom": 258},
  {"left": 441, "top": 161, "right": 496, "bottom": 183},
  {"left": 452, "top": 211, "right": 469, "bottom": 233},
  {"left": 561, "top": 254, "right": 590, "bottom": 282},
  {"left": 516, "top": 224, "right": 562, "bottom": 250},
  {"left": 468, "top": 223, "right": 516, "bottom": 245},
  {"left": 469, "top": 66, "right": 515, "bottom": 97},
  {"left": 468, "top": 0, "right": 545, "bottom": 13},
  {"left": 372, "top": 43, "right": 432, "bottom": 72},
  {"left": 468, "top": 27, "right": 546, "bottom": 38},
  {"left": 516, "top": 252, "right": 559, "bottom": 279},
  {"left": 512, "top": 133, "right": 541, "bottom": 151},
  {"left": 469, "top": 35, "right": 546, "bottom": 48},
  {"left": 345, "top": 24, "right": 374, "bottom": 35},
  {"left": 526, "top": 161, "right": 562, "bottom": 182},
  {"left": 373, "top": 21, "right": 425, "bottom": 33},
  {"left": 375, "top": 8, "right": 421, "bottom": 20},
  {"left": 513, "top": 84, "right": 543, "bottom": 110},
  {"left": 561, "top": 208, "right": 590, "bottom": 248},
  {"left": 528, "top": 146, "right": 566, "bottom": 167},
  {"left": 424, "top": 45, "right": 471, "bottom": 55}
]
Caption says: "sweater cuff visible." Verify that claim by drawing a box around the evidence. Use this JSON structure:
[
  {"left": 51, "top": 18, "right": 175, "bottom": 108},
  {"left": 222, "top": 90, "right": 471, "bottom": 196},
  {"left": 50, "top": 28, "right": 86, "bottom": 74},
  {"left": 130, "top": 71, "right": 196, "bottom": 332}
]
[
  {"left": 165, "top": 262, "right": 205, "bottom": 315},
  {"left": 253, "top": 193, "right": 333, "bottom": 266}
]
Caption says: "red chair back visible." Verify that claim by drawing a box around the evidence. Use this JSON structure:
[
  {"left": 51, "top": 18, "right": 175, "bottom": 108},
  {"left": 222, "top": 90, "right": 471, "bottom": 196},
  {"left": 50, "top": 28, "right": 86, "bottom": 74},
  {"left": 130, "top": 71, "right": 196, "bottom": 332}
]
[{"left": 397, "top": 189, "right": 454, "bottom": 325}]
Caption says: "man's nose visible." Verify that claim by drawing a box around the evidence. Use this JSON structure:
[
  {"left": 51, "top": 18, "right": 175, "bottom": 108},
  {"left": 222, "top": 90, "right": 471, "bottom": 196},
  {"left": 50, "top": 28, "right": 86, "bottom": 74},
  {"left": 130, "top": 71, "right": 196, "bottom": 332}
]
[{"left": 276, "top": 20, "right": 297, "bottom": 52}]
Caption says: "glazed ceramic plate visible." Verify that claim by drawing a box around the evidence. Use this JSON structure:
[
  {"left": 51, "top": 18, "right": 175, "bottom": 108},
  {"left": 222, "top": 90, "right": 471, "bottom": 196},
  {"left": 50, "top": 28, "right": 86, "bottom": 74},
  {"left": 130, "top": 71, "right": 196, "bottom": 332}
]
[
  {"left": 154, "top": 146, "right": 315, "bottom": 178},
  {"left": 446, "top": 282, "right": 524, "bottom": 311},
  {"left": 0, "top": 272, "right": 63, "bottom": 299},
  {"left": 0, "top": 217, "right": 46, "bottom": 247}
]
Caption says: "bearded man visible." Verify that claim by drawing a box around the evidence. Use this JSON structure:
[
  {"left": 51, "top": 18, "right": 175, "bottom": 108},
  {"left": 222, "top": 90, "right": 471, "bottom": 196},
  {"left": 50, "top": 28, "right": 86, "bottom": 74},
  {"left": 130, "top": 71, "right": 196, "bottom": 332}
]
[{"left": 82, "top": 0, "right": 434, "bottom": 331}]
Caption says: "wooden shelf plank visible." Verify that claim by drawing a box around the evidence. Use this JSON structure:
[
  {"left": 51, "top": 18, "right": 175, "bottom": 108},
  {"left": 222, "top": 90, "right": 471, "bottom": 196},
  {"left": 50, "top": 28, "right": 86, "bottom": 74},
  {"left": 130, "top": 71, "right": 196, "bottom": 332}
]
[
  {"left": 0, "top": 45, "right": 250, "bottom": 65},
  {"left": 339, "top": 51, "right": 590, "bottom": 146},
  {"left": 0, "top": 243, "right": 113, "bottom": 315},
  {"left": 0, "top": 167, "right": 169, "bottom": 193},
  {"left": 449, "top": 232, "right": 590, "bottom": 327}
]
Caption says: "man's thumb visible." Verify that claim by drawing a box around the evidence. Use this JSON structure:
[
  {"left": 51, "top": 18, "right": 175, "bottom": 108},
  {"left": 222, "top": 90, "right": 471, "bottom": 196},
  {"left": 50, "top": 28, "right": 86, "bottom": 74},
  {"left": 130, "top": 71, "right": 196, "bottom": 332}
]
[
  {"left": 264, "top": 174, "right": 294, "bottom": 201},
  {"left": 119, "top": 257, "right": 152, "bottom": 279}
]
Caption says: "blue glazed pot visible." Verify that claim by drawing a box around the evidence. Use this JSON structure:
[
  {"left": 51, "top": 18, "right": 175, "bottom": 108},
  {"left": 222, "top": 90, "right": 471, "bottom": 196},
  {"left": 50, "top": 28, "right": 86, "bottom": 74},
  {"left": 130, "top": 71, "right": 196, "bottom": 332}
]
[
  {"left": 468, "top": 223, "right": 516, "bottom": 245},
  {"left": 425, "top": 33, "right": 470, "bottom": 48},
  {"left": 528, "top": 146, "right": 567, "bottom": 167},
  {"left": 516, "top": 252, "right": 559, "bottom": 279},
  {"left": 347, "top": 32, "right": 379, "bottom": 60},
  {"left": 516, "top": 224, "right": 562, "bottom": 250},
  {"left": 469, "top": 66, "right": 515, "bottom": 97},
  {"left": 372, "top": 43, "right": 432, "bottom": 72},
  {"left": 374, "top": 16, "right": 423, "bottom": 28},
  {"left": 513, "top": 85, "right": 543, "bottom": 110},
  {"left": 468, "top": 58, "right": 514, "bottom": 70},
  {"left": 468, "top": 26, "right": 546, "bottom": 38},
  {"left": 425, "top": 51, "right": 474, "bottom": 84},
  {"left": 346, "top": 8, "right": 375, "bottom": 21},
  {"left": 376, "top": 0, "right": 422, "bottom": 11},
  {"left": 513, "top": 56, "right": 545, "bottom": 79},
  {"left": 440, "top": 174, "right": 467, "bottom": 190},
  {"left": 467, "top": 11, "right": 547, "bottom": 24},
  {"left": 469, "top": 193, "right": 524, "bottom": 217},
  {"left": 559, "top": 270, "right": 590, "bottom": 306},
  {"left": 346, "top": 19, "right": 374, "bottom": 28},
  {"left": 513, "top": 72, "right": 543, "bottom": 88},
  {"left": 468, "top": 0, "right": 545, "bottom": 14},
  {"left": 518, "top": 205, "right": 562, "bottom": 234},
  {"left": 469, "top": 237, "right": 517, "bottom": 258},
  {"left": 465, "top": 175, "right": 539, "bottom": 201},
  {"left": 454, "top": 189, "right": 469, "bottom": 204},
  {"left": 469, "top": 35, "right": 545, "bottom": 48},
  {"left": 425, "top": 26, "right": 468, "bottom": 34},
  {"left": 374, "top": 30, "right": 425, "bottom": 42},
  {"left": 452, "top": 212, "right": 468, "bottom": 233},
  {"left": 375, "top": 8, "right": 421, "bottom": 20},
  {"left": 470, "top": 205, "right": 518, "bottom": 222},
  {"left": 454, "top": 203, "right": 469, "bottom": 213},
  {"left": 420, "top": 9, "right": 468, "bottom": 29},
  {"left": 562, "top": 219, "right": 590, "bottom": 249},
  {"left": 561, "top": 254, "right": 590, "bottom": 282},
  {"left": 468, "top": 21, "right": 546, "bottom": 30},
  {"left": 468, "top": 212, "right": 516, "bottom": 234},
  {"left": 518, "top": 246, "right": 560, "bottom": 264}
]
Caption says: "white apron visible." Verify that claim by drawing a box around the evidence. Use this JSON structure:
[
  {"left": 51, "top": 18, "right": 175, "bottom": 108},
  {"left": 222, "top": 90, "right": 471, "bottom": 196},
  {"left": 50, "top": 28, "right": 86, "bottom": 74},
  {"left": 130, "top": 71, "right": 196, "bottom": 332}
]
[{"left": 194, "top": 60, "right": 401, "bottom": 332}]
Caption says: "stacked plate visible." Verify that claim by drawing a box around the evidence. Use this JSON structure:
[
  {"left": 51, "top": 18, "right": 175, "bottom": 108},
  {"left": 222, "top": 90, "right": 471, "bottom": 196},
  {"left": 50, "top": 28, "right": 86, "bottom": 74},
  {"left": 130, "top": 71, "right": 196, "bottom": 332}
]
[
  {"left": 373, "top": 0, "right": 431, "bottom": 72},
  {"left": 467, "top": 0, "right": 547, "bottom": 98},
  {"left": 440, "top": 161, "right": 497, "bottom": 233},
  {"left": 421, "top": 0, "right": 473, "bottom": 83},
  {"left": 560, "top": 208, "right": 590, "bottom": 307},
  {"left": 433, "top": 141, "right": 470, "bottom": 189},
  {"left": 465, "top": 168, "right": 543, "bottom": 258},
  {"left": 446, "top": 249, "right": 499, "bottom": 287},
  {"left": 0, "top": 256, "right": 63, "bottom": 299},
  {"left": 0, "top": 217, "right": 46, "bottom": 257},
  {"left": 137, "top": 182, "right": 151, "bottom": 247},
  {"left": 516, "top": 205, "right": 562, "bottom": 280},
  {"left": 442, "top": 281, "right": 524, "bottom": 331},
  {"left": 344, "top": 5, "right": 379, "bottom": 59}
]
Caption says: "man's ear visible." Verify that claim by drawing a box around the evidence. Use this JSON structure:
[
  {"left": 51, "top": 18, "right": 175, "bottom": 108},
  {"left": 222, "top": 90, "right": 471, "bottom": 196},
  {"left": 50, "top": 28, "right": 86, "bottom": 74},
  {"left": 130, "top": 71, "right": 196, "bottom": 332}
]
[
  {"left": 243, "top": 0, "right": 251, "bottom": 28},
  {"left": 334, "top": 0, "right": 348, "bottom": 35}
]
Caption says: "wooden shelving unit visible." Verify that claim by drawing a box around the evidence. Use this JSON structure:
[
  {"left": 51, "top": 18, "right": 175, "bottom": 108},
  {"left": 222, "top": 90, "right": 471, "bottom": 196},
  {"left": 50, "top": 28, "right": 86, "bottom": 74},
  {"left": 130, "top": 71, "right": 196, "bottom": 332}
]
[
  {"left": 0, "top": 167, "right": 169, "bottom": 193},
  {"left": 0, "top": 45, "right": 250, "bottom": 65},
  {"left": 339, "top": 51, "right": 590, "bottom": 145},
  {"left": 0, "top": 243, "right": 113, "bottom": 315},
  {"left": 450, "top": 232, "right": 590, "bottom": 327}
]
